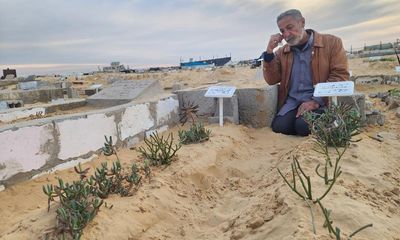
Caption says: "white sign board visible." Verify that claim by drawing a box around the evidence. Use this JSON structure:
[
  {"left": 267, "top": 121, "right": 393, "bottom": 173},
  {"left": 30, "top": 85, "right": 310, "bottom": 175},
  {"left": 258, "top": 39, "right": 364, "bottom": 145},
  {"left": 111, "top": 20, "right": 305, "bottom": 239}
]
[
  {"left": 313, "top": 81, "right": 354, "bottom": 97},
  {"left": 205, "top": 86, "right": 236, "bottom": 98}
]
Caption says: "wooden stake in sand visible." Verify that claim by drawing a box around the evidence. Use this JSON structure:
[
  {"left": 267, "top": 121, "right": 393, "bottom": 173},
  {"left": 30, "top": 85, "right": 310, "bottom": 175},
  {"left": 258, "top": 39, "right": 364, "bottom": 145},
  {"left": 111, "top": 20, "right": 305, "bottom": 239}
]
[
  {"left": 314, "top": 81, "right": 354, "bottom": 105},
  {"left": 205, "top": 86, "right": 236, "bottom": 126}
]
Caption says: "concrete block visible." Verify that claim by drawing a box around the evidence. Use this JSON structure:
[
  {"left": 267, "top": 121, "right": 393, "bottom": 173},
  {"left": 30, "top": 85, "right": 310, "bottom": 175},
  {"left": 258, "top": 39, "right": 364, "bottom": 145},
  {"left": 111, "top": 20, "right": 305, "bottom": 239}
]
[
  {"left": 85, "top": 84, "right": 103, "bottom": 96},
  {"left": 156, "top": 96, "right": 179, "bottom": 126},
  {"left": 0, "top": 88, "right": 64, "bottom": 104},
  {"left": 395, "top": 107, "right": 400, "bottom": 118},
  {"left": 176, "top": 89, "right": 216, "bottom": 117},
  {"left": 119, "top": 103, "right": 154, "bottom": 141},
  {"left": 67, "top": 87, "right": 80, "bottom": 98},
  {"left": 18, "top": 81, "right": 38, "bottom": 90},
  {"left": 176, "top": 89, "right": 239, "bottom": 124},
  {"left": 0, "top": 101, "right": 8, "bottom": 110},
  {"left": 212, "top": 94, "right": 239, "bottom": 124},
  {"left": 56, "top": 113, "right": 118, "bottom": 160},
  {"left": 353, "top": 76, "right": 383, "bottom": 85},
  {"left": 338, "top": 92, "right": 366, "bottom": 123},
  {"left": 366, "top": 111, "right": 385, "bottom": 126},
  {"left": 0, "top": 124, "right": 54, "bottom": 181},
  {"left": 236, "top": 86, "right": 278, "bottom": 128},
  {"left": 387, "top": 96, "right": 400, "bottom": 110},
  {"left": 88, "top": 79, "right": 162, "bottom": 107},
  {"left": 25, "top": 75, "right": 36, "bottom": 81}
]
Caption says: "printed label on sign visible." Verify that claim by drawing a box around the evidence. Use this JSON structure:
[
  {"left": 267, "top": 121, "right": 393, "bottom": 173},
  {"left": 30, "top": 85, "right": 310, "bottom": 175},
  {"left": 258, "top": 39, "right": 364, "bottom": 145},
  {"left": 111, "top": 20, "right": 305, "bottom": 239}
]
[
  {"left": 204, "top": 86, "right": 236, "bottom": 98},
  {"left": 313, "top": 81, "right": 354, "bottom": 97}
]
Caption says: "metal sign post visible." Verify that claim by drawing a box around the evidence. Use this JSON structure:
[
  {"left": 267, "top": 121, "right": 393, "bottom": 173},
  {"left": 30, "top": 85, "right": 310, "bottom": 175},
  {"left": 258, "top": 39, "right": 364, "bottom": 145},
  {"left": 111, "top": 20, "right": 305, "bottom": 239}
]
[{"left": 205, "top": 86, "right": 236, "bottom": 126}]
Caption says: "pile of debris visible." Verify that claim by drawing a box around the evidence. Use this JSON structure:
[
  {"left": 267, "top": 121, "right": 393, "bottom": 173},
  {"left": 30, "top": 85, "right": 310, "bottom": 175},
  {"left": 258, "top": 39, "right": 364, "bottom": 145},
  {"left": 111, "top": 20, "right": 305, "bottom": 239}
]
[{"left": 367, "top": 89, "right": 400, "bottom": 124}]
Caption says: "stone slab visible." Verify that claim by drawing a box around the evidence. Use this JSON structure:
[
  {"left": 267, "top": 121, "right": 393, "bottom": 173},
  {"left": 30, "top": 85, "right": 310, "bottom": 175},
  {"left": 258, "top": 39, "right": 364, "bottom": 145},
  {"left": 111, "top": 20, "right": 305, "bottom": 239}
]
[
  {"left": 18, "top": 81, "right": 38, "bottom": 90},
  {"left": 353, "top": 76, "right": 383, "bottom": 85},
  {"left": 236, "top": 86, "right": 278, "bottom": 128},
  {"left": 87, "top": 79, "right": 162, "bottom": 107}
]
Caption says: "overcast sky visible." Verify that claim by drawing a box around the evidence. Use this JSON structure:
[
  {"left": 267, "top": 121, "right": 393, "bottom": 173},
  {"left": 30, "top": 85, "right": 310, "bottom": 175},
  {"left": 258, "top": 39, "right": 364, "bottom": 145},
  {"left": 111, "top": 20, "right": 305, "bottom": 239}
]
[{"left": 1, "top": 0, "right": 399, "bottom": 71}]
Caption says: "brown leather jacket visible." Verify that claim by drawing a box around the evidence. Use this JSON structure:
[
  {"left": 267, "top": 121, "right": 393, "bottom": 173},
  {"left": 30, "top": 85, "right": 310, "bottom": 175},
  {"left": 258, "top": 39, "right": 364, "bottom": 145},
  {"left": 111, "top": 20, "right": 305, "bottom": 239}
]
[{"left": 263, "top": 29, "right": 349, "bottom": 109}]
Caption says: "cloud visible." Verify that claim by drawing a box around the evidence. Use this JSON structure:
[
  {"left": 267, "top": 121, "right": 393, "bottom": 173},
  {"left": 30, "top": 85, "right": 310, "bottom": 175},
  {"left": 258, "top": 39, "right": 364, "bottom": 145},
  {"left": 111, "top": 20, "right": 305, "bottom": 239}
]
[{"left": 0, "top": 0, "right": 399, "bottom": 68}]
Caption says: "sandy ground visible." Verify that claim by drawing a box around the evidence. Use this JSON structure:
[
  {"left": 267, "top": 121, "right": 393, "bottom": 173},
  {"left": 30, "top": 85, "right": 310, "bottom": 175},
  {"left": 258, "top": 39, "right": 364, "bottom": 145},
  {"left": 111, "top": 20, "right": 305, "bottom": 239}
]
[
  {"left": 36, "top": 55, "right": 400, "bottom": 93},
  {"left": 0, "top": 58, "right": 400, "bottom": 240}
]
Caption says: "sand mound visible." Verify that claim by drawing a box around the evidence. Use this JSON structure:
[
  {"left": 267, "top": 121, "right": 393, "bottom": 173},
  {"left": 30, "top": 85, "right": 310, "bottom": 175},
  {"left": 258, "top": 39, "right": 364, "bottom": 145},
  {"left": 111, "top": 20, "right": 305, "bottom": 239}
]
[{"left": 1, "top": 112, "right": 399, "bottom": 239}]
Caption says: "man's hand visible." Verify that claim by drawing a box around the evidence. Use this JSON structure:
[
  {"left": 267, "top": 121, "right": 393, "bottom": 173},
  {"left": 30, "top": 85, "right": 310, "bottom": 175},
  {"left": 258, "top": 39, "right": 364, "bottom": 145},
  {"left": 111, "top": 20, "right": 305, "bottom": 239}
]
[
  {"left": 296, "top": 100, "right": 320, "bottom": 118},
  {"left": 267, "top": 33, "right": 284, "bottom": 53}
]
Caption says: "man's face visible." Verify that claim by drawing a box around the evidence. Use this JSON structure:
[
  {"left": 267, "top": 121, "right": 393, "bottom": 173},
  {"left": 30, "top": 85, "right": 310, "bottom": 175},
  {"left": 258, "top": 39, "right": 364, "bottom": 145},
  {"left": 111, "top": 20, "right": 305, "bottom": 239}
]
[{"left": 277, "top": 15, "right": 306, "bottom": 46}]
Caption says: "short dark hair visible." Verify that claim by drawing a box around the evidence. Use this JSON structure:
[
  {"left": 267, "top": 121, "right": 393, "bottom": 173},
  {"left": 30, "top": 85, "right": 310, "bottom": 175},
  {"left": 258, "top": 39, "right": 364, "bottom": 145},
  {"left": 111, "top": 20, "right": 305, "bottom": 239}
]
[{"left": 277, "top": 9, "right": 303, "bottom": 23}]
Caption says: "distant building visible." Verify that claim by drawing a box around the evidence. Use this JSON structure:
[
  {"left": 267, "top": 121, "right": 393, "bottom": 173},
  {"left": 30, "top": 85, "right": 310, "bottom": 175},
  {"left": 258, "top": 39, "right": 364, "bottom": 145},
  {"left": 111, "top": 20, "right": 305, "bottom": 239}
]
[
  {"left": 180, "top": 57, "right": 231, "bottom": 69},
  {"left": 1, "top": 68, "right": 17, "bottom": 79},
  {"left": 350, "top": 41, "right": 400, "bottom": 58},
  {"left": 364, "top": 42, "right": 394, "bottom": 51},
  {"left": 103, "top": 62, "right": 126, "bottom": 72}
]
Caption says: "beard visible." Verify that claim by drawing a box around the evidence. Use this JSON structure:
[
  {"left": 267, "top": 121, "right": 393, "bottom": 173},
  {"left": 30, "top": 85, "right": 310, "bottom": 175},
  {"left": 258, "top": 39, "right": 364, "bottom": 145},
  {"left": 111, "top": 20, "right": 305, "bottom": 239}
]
[{"left": 286, "top": 30, "right": 305, "bottom": 46}]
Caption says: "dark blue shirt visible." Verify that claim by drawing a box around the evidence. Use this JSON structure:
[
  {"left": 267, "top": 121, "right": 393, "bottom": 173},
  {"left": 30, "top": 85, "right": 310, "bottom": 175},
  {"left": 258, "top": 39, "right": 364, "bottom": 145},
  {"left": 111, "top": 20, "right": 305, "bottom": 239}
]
[{"left": 277, "top": 32, "right": 324, "bottom": 116}]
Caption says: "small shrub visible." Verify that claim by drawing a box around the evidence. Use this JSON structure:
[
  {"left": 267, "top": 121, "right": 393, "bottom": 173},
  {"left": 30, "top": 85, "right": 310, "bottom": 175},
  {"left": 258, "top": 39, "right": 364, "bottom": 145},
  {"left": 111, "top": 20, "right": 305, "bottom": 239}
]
[
  {"left": 303, "top": 104, "right": 362, "bottom": 147},
  {"left": 380, "top": 57, "right": 395, "bottom": 62},
  {"left": 91, "top": 160, "right": 140, "bottom": 198},
  {"left": 278, "top": 104, "right": 372, "bottom": 238},
  {"left": 43, "top": 160, "right": 143, "bottom": 239},
  {"left": 43, "top": 175, "right": 103, "bottom": 239},
  {"left": 178, "top": 122, "right": 211, "bottom": 144},
  {"left": 388, "top": 88, "right": 400, "bottom": 97},
  {"left": 138, "top": 131, "right": 181, "bottom": 166},
  {"left": 102, "top": 135, "right": 119, "bottom": 161},
  {"left": 143, "top": 159, "right": 152, "bottom": 181}
]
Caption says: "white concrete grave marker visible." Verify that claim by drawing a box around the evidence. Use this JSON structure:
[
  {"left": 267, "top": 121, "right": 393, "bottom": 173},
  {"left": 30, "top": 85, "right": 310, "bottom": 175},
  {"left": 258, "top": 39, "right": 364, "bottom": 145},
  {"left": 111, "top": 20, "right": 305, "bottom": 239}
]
[
  {"left": 313, "top": 81, "right": 354, "bottom": 105},
  {"left": 205, "top": 86, "right": 237, "bottom": 126}
]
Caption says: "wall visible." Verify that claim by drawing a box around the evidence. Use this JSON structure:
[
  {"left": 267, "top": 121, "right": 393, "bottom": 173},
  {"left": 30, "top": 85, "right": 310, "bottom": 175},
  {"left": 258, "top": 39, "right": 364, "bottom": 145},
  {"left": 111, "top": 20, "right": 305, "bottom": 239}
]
[
  {"left": 176, "top": 86, "right": 278, "bottom": 127},
  {"left": 0, "top": 88, "right": 64, "bottom": 104},
  {"left": 0, "top": 94, "right": 179, "bottom": 186}
]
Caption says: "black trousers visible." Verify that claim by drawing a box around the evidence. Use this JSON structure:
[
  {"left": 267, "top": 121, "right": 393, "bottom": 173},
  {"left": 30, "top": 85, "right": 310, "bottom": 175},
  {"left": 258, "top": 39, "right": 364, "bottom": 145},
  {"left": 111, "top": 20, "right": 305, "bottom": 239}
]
[{"left": 271, "top": 108, "right": 322, "bottom": 136}]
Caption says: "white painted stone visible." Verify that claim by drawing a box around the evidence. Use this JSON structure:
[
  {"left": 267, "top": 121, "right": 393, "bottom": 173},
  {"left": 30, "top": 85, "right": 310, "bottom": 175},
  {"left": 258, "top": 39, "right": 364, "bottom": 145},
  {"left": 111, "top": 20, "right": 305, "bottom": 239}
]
[
  {"left": 57, "top": 114, "right": 117, "bottom": 160},
  {"left": 156, "top": 97, "right": 179, "bottom": 125},
  {"left": 0, "top": 124, "right": 53, "bottom": 181},
  {"left": 0, "top": 107, "right": 46, "bottom": 123},
  {"left": 32, "top": 154, "right": 98, "bottom": 179},
  {"left": 0, "top": 185, "right": 4, "bottom": 192},
  {"left": 119, "top": 103, "right": 154, "bottom": 140}
]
